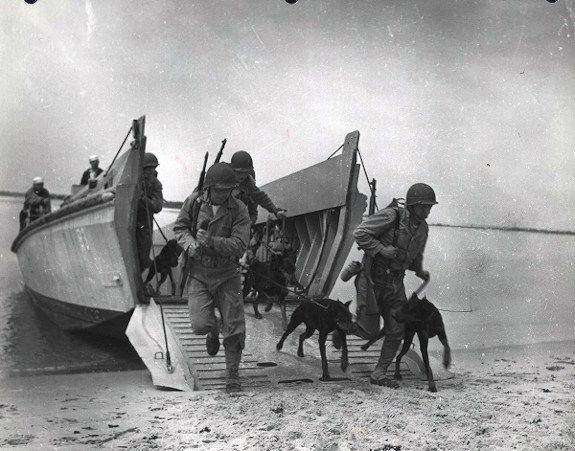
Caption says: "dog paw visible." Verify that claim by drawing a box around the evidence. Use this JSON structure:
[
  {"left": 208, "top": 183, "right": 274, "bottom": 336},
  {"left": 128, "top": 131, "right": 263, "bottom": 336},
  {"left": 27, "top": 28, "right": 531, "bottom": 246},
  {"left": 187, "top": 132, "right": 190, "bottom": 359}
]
[
  {"left": 428, "top": 385, "right": 438, "bottom": 393},
  {"left": 255, "top": 313, "right": 263, "bottom": 319},
  {"left": 394, "top": 372, "right": 403, "bottom": 381},
  {"left": 297, "top": 350, "right": 304, "bottom": 358},
  {"left": 319, "top": 376, "right": 332, "bottom": 382},
  {"left": 340, "top": 360, "right": 349, "bottom": 372},
  {"left": 360, "top": 344, "right": 370, "bottom": 351}
]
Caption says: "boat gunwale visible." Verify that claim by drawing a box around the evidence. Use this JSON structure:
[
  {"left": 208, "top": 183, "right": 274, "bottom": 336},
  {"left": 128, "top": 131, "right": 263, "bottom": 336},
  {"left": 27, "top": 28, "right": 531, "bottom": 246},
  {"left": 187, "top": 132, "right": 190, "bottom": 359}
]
[{"left": 11, "top": 189, "right": 118, "bottom": 253}]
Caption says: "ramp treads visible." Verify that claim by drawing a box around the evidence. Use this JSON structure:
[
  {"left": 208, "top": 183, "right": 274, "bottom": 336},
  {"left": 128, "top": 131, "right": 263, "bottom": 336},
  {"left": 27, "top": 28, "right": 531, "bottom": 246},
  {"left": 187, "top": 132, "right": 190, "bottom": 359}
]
[{"left": 153, "top": 301, "right": 419, "bottom": 392}]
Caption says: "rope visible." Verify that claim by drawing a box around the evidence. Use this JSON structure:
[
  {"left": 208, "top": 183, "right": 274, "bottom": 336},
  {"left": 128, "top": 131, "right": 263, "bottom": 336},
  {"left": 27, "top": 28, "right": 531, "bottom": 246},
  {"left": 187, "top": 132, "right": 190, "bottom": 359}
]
[
  {"left": 104, "top": 125, "right": 133, "bottom": 178},
  {"left": 153, "top": 217, "right": 169, "bottom": 243},
  {"left": 356, "top": 147, "right": 378, "bottom": 211},
  {"left": 142, "top": 171, "right": 173, "bottom": 373},
  {"left": 326, "top": 143, "right": 344, "bottom": 160}
]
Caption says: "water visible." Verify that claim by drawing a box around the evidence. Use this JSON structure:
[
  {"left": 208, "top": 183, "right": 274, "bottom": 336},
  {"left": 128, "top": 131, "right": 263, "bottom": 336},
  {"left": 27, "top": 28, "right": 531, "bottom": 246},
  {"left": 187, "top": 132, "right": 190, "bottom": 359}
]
[
  {"left": 0, "top": 196, "right": 144, "bottom": 378},
  {"left": 332, "top": 225, "right": 575, "bottom": 352},
  {"left": 2, "top": 195, "right": 574, "bottom": 377}
]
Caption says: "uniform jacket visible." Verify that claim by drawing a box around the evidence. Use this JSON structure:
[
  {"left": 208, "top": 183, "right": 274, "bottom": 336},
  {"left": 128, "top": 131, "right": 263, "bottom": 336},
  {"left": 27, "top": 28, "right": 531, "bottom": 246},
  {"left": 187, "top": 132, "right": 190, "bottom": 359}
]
[
  {"left": 23, "top": 187, "right": 51, "bottom": 218},
  {"left": 80, "top": 167, "right": 103, "bottom": 185},
  {"left": 174, "top": 191, "right": 250, "bottom": 268},
  {"left": 233, "top": 174, "right": 277, "bottom": 224},
  {"left": 136, "top": 175, "right": 163, "bottom": 226},
  {"left": 353, "top": 206, "right": 428, "bottom": 275}
]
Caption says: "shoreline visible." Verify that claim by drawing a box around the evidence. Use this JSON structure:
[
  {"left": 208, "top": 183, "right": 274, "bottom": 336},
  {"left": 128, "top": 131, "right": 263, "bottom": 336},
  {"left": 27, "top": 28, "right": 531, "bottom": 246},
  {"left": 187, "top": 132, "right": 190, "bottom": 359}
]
[{"left": 1, "top": 339, "right": 574, "bottom": 450}]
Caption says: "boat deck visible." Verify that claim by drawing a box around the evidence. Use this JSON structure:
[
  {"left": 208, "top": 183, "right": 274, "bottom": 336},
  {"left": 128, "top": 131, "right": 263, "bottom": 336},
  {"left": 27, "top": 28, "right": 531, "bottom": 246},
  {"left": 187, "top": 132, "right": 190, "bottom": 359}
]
[{"left": 128, "top": 296, "right": 440, "bottom": 392}]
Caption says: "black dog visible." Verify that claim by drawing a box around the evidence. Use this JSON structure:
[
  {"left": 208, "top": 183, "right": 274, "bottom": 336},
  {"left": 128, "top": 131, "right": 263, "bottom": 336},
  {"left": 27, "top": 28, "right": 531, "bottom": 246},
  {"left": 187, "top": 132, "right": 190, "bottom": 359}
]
[
  {"left": 276, "top": 299, "right": 354, "bottom": 381},
  {"left": 144, "top": 239, "right": 183, "bottom": 295},
  {"left": 361, "top": 293, "right": 451, "bottom": 392},
  {"left": 242, "top": 252, "right": 303, "bottom": 326}
]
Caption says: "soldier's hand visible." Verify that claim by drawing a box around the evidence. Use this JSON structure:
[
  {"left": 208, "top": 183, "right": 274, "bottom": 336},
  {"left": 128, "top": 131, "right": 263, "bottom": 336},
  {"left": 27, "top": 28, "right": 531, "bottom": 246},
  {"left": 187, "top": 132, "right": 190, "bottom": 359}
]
[
  {"left": 187, "top": 242, "right": 199, "bottom": 258},
  {"left": 275, "top": 209, "right": 287, "bottom": 219},
  {"left": 196, "top": 229, "right": 212, "bottom": 247},
  {"left": 379, "top": 246, "right": 398, "bottom": 259}
]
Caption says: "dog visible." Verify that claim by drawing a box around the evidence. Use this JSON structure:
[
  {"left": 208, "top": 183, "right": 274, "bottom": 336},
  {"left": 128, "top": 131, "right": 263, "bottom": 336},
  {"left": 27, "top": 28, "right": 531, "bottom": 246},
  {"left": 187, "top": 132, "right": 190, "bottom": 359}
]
[
  {"left": 242, "top": 252, "right": 304, "bottom": 326},
  {"left": 276, "top": 299, "right": 354, "bottom": 381},
  {"left": 360, "top": 293, "right": 451, "bottom": 392},
  {"left": 144, "top": 239, "right": 183, "bottom": 296}
]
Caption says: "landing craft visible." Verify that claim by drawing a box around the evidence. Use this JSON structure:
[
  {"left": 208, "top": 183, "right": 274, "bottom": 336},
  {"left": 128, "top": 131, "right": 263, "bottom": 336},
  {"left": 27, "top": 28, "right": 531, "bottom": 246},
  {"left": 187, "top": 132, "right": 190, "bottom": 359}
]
[{"left": 11, "top": 116, "right": 451, "bottom": 390}]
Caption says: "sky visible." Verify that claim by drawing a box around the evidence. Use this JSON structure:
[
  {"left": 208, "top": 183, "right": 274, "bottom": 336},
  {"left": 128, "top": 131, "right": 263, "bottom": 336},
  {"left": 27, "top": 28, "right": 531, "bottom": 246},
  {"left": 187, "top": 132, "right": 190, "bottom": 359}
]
[{"left": 1, "top": 0, "right": 574, "bottom": 230}]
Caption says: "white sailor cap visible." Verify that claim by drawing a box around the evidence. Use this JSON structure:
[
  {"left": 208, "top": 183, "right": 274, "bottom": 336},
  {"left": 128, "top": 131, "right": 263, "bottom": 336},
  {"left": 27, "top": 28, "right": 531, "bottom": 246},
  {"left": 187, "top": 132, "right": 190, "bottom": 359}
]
[
  {"left": 89, "top": 155, "right": 99, "bottom": 162},
  {"left": 33, "top": 177, "right": 44, "bottom": 184}
]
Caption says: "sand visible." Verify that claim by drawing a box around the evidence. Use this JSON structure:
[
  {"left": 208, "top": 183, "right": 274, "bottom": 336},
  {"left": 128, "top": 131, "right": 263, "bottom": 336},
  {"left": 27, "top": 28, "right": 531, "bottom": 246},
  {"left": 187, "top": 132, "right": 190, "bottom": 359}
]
[{"left": 1, "top": 341, "right": 574, "bottom": 451}]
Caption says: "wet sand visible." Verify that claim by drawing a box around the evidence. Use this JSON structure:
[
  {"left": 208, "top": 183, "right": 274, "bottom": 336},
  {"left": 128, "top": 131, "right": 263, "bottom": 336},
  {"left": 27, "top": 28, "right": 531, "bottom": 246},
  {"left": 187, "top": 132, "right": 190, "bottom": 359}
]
[{"left": 1, "top": 341, "right": 574, "bottom": 451}]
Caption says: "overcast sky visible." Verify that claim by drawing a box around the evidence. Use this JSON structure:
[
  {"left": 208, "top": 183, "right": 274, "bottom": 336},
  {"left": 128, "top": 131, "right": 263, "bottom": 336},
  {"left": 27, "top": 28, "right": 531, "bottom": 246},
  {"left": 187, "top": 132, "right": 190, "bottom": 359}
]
[{"left": 1, "top": 0, "right": 574, "bottom": 230}]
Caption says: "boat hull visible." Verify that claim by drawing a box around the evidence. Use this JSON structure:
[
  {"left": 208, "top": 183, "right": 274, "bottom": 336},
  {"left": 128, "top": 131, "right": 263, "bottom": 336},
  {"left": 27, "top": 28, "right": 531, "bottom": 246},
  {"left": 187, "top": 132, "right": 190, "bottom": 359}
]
[
  {"left": 26, "top": 286, "right": 133, "bottom": 336},
  {"left": 11, "top": 117, "right": 147, "bottom": 335}
]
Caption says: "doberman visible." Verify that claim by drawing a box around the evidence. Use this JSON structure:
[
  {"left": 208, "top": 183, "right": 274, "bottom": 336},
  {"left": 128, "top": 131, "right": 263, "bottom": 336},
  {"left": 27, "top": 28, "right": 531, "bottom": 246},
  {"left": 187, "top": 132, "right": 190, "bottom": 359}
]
[
  {"left": 361, "top": 293, "right": 451, "bottom": 392},
  {"left": 144, "top": 239, "right": 183, "bottom": 296},
  {"left": 276, "top": 299, "right": 354, "bottom": 381},
  {"left": 242, "top": 252, "right": 303, "bottom": 326}
]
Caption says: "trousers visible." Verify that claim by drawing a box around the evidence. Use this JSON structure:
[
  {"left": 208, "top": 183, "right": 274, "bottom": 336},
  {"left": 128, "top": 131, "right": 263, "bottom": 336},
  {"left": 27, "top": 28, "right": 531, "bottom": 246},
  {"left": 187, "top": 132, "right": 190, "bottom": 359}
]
[{"left": 187, "top": 268, "right": 246, "bottom": 348}]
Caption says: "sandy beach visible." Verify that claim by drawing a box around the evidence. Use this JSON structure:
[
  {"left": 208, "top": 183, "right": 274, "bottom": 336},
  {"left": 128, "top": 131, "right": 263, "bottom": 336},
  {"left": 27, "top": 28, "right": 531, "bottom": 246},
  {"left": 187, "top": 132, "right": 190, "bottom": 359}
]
[{"left": 1, "top": 340, "right": 574, "bottom": 451}]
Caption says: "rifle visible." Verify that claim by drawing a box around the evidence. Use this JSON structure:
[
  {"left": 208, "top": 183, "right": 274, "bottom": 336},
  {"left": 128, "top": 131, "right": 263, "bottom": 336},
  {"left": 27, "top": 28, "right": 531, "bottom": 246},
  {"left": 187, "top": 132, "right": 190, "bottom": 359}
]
[
  {"left": 178, "top": 150, "right": 209, "bottom": 297},
  {"left": 214, "top": 138, "right": 227, "bottom": 164},
  {"left": 196, "top": 152, "right": 209, "bottom": 192}
]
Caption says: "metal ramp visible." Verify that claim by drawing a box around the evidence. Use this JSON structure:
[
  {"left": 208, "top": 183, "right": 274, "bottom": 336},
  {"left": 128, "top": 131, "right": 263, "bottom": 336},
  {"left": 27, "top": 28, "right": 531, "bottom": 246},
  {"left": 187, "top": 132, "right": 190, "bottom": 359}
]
[{"left": 127, "top": 297, "right": 452, "bottom": 392}]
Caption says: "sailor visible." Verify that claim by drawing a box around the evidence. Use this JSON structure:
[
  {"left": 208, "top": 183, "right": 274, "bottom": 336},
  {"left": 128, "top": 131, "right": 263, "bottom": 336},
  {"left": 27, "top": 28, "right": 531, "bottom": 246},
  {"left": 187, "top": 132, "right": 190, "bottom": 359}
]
[
  {"left": 80, "top": 155, "right": 104, "bottom": 187},
  {"left": 173, "top": 162, "right": 250, "bottom": 393},
  {"left": 229, "top": 150, "right": 286, "bottom": 225},
  {"left": 353, "top": 183, "right": 437, "bottom": 388},
  {"left": 19, "top": 177, "right": 52, "bottom": 231},
  {"left": 136, "top": 152, "right": 164, "bottom": 273}
]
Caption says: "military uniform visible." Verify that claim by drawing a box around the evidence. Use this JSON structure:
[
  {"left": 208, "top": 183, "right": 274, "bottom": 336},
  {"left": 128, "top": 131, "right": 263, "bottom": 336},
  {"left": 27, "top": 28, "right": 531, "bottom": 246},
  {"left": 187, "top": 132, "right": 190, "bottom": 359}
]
[
  {"left": 19, "top": 185, "right": 51, "bottom": 231},
  {"left": 353, "top": 183, "right": 436, "bottom": 387},
  {"left": 80, "top": 166, "right": 103, "bottom": 185},
  {"left": 136, "top": 173, "right": 163, "bottom": 271},
  {"left": 233, "top": 174, "right": 280, "bottom": 225},
  {"left": 354, "top": 206, "right": 428, "bottom": 340},
  {"left": 174, "top": 191, "right": 250, "bottom": 346}
]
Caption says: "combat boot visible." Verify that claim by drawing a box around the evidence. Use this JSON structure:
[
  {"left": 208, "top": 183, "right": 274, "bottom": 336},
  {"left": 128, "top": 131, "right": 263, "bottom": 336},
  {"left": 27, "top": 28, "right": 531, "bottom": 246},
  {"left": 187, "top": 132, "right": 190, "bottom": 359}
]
[
  {"left": 206, "top": 318, "right": 221, "bottom": 356},
  {"left": 224, "top": 335, "right": 243, "bottom": 393},
  {"left": 370, "top": 338, "right": 401, "bottom": 388}
]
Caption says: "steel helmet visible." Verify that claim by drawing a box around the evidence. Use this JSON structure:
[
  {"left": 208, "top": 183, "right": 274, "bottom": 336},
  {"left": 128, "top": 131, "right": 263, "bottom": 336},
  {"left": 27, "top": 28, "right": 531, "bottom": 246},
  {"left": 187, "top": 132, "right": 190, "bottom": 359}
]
[
  {"left": 405, "top": 183, "right": 438, "bottom": 206},
  {"left": 143, "top": 152, "right": 159, "bottom": 168},
  {"left": 204, "top": 163, "right": 237, "bottom": 189},
  {"left": 230, "top": 151, "right": 253, "bottom": 172}
]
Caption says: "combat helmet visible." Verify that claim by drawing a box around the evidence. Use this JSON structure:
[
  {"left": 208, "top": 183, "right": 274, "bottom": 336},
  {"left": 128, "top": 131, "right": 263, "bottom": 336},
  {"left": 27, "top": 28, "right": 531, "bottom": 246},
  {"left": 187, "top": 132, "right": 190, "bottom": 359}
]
[
  {"left": 405, "top": 183, "right": 438, "bottom": 206},
  {"left": 230, "top": 151, "right": 253, "bottom": 172},
  {"left": 143, "top": 152, "right": 159, "bottom": 168},
  {"left": 204, "top": 163, "right": 237, "bottom": 189}
]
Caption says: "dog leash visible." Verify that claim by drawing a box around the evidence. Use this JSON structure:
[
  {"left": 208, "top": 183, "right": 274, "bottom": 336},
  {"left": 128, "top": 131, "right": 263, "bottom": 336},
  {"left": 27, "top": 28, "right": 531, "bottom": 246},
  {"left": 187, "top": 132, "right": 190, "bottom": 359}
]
[
  {"left": 237, "top": 258, "right": 329, "bottom": 310},
  {"left": 413, "top": 279, "right": 429, "bottom": 297}
]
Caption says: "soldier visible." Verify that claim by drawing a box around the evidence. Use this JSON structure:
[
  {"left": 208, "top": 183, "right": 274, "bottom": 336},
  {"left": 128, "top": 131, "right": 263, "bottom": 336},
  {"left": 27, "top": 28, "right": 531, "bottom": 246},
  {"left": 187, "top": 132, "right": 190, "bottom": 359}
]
[
  {"left": 136, "top": 153, "right": 164, "bottom": 273},
  {"left": 80, "top": 155, "right": 103, "bottom": 187},
  {"left": 230, "top": 150, "right": 286, "bottom": 225},
  {"left": 19, "top": 177, "right": 51, "bottom": 231},
  {"left": 353, "top": 183, "right": 437, "bottom": 388},
  {"left": 174, "top": 162, "right": 250, "bottom": 393}
]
